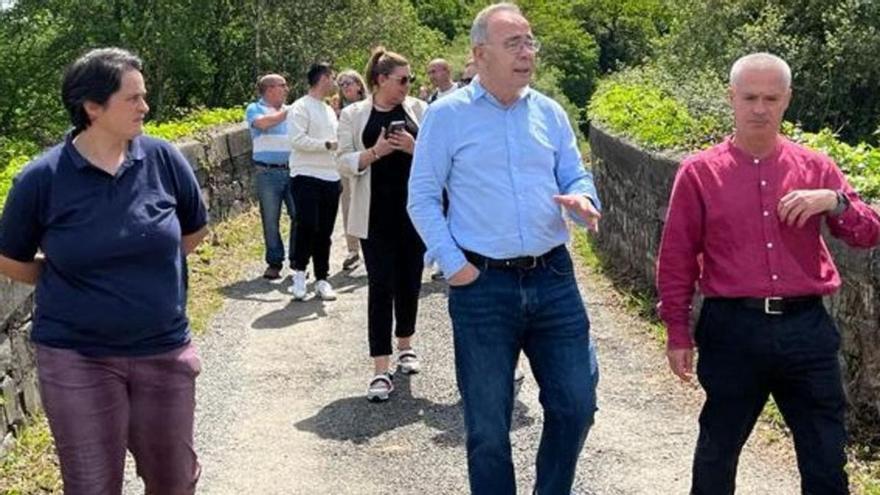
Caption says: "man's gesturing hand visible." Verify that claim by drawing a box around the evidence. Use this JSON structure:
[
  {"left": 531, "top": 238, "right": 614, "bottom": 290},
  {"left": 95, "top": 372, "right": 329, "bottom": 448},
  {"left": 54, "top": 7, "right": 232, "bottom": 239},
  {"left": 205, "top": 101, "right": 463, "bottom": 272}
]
[
  {"left": 553, "top": 194, "right": 601, "bottom": 232},
  {"left": 778, "top": 189, "right": 838, "bottom": 228}
]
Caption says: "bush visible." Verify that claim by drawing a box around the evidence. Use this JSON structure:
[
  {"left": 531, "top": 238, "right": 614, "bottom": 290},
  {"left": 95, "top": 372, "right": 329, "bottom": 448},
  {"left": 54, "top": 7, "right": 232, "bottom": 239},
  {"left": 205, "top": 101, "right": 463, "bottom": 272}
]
[
  {"left": 144, "top": 107, "right": 245, "bottom": 142},
  {"left": 588, "top": 66, "right": 729, "bottom": 151}
]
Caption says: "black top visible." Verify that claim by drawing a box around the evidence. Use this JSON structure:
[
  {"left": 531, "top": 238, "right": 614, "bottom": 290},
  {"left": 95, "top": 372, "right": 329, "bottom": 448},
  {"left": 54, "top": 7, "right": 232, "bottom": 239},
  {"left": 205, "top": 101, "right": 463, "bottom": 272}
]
[{"left": 362, "top": 105, "right": 419, "bottom": 237}]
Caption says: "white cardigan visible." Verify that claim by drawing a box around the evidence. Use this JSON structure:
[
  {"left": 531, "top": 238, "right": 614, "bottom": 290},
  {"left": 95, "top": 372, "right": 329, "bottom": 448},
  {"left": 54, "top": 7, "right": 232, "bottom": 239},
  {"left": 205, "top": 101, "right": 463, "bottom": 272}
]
[{"left": 337, "top": 96, "right": 428, "bottom": 239}]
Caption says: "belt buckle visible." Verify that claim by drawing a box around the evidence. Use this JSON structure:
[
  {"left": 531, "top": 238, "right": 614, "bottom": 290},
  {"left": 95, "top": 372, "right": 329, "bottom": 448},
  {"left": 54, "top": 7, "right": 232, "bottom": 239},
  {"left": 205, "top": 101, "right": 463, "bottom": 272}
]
[{"left": 764, "top": 297, "right": 783, "bottom": 315}]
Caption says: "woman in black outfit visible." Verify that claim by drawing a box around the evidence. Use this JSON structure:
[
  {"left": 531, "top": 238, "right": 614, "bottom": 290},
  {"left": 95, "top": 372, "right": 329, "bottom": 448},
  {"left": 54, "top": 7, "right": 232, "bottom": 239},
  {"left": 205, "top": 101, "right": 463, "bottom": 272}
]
[{"left": 337, "top": 47, "right": 428, "bottom": 401}]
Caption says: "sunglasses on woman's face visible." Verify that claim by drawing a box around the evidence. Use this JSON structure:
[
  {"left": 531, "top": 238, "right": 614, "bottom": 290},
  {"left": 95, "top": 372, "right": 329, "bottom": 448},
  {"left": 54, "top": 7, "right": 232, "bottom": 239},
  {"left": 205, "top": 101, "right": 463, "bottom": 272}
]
[{"left": 386, "top": 74, "right": 416, "bottom": 86}]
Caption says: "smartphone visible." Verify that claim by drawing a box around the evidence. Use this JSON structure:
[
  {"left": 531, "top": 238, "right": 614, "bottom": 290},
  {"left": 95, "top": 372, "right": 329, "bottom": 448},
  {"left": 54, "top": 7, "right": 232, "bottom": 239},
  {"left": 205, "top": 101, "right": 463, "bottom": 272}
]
[{"left": 386, "top": 120, "right": 406, "bottom": 138}]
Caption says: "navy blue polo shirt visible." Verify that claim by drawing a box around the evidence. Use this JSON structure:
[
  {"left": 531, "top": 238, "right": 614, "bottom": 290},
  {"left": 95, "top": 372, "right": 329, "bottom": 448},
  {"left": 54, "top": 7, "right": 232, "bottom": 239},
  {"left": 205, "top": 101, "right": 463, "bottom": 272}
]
[{"left": 0, "top": 133, "right": 208, "bottom": 357}]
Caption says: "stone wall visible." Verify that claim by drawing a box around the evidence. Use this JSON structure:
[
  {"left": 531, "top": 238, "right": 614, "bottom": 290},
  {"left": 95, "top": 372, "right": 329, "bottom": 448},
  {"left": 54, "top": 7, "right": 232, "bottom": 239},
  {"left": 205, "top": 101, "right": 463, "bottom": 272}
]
[
  {"left": 589, "top": 122, "right": 880, "bottom": 435},
  {"left": 0, "top": 122, "right": 255, "bottom": 457}
]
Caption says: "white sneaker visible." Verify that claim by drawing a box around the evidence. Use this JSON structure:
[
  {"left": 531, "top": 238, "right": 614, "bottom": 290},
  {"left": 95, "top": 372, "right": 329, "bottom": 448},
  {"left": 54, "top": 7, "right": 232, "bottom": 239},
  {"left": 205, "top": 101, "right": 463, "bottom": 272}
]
[
  {"left": 315, "top": 279, "right": 337, "bottom": 301},
  {"left": 397, "top": 349, "right": 421, "bottom": 375},
  {"left": 290, "top": 270, "right": 307, "bottom": 300}
]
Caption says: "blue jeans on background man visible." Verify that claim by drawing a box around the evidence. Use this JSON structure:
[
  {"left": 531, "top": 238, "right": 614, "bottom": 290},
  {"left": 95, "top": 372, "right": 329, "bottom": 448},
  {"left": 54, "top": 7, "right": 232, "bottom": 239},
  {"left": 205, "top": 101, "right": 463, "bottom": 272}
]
[
  {"left": 254, "top": 166, "right": 295, "bottom": 269},
  {"left": 448, "top": 245, "right": 599, "bottom": 495}
]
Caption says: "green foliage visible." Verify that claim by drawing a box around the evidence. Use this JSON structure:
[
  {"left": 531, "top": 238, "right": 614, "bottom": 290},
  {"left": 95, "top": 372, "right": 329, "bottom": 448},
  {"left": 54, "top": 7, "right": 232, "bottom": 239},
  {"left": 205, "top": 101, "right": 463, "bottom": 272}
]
[
  {"left": 518, "top": 0, "right": 600, "bottom": 109},
  {"left": 532, "top": 66, "right": 587, "bottom": 144},
  {"left": 588, "top": 66, "right": 729, "bottom": 151},
  {"left": 655, "top": 0, "right": 880, "bottom": 144},
  {"left": 144, "top": 107, "right": 244, "bottom": 142},
  {"left": 410, "top": 0, "right": 470, "bottom": 41},
  {"left": 784, "top": 123, "right": 880, "bottom": 201},
  {"left": 0, "top": 0, "right": 446, "bottom": 145},
  {"left": 571, "top": 0, "right": 671, "bottom": 73}
]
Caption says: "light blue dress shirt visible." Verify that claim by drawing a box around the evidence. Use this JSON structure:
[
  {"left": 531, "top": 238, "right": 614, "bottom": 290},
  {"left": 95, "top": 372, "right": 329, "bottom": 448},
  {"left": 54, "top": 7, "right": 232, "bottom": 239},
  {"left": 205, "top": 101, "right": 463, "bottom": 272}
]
[{"left": 407, "top": 80, "right": 601, "bottom": 278}]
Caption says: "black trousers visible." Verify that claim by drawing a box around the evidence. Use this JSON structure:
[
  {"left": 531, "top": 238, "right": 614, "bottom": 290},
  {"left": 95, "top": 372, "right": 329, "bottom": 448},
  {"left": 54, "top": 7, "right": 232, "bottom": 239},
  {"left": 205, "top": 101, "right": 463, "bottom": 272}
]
[
  {"left": 691, "top": 298, "right": 848, "bottom": 495},
  {"left": 290, "top": 175, "right": 340, "bottom": 281},
  {"left": 360, "top": 223, "right": 425, "bottom": 357}
]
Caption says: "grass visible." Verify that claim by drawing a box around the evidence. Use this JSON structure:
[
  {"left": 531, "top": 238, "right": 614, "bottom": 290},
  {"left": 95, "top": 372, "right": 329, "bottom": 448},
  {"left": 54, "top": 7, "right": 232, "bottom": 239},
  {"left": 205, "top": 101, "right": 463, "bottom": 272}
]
[
  {"left": 0, "top": 206, "right": 268, "bottom": 493},
  {"left": 0, "top": 414, "right": 62, "bottom": 494},
  {"left": 572, "top": 230, "right": 880, "bottom": 493}
]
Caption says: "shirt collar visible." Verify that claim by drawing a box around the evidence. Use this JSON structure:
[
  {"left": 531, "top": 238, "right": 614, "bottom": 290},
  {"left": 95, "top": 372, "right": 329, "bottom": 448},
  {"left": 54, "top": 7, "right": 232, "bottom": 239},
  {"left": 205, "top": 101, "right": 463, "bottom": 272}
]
[
  {"left": 64, "top": 130, "right": 146, "bottom": 171},
  {"left": 725, "top": 134, "right": 786, "bottom": 164},
  {"left": 470, "top": 78, "right": 532, "bottom": 108}
]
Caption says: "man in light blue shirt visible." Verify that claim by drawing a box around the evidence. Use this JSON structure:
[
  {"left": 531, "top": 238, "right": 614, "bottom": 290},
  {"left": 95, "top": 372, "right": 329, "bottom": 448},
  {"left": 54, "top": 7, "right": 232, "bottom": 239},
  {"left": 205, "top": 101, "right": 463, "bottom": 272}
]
[
  {"left": 246, "top": 73, "right": 295, "bottom": 280},
  {"left": 408, "top": 3, "right": 601, "bottom": 494}
]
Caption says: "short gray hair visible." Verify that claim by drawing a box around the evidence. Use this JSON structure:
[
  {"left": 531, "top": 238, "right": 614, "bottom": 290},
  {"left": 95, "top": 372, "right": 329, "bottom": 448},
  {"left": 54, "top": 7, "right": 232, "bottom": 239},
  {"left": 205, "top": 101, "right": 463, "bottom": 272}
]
[
  {"left": 729, "top": 52, "right": 792, "bottom": 88},
  {"left": 470, "top": 2, "right": 522, "bottom": 47}
]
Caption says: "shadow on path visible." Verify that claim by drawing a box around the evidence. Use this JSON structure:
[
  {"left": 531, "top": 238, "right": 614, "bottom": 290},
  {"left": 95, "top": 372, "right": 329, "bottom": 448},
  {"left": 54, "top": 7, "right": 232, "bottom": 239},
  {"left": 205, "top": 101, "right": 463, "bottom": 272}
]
[{"left": 294, "top": 373, "right": 535, "bottom": 447}]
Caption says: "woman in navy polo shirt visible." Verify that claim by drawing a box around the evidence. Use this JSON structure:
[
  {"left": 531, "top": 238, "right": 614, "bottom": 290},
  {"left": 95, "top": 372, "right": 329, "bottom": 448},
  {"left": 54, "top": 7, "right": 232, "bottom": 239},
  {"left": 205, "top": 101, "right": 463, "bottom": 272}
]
[{"left": 0, "top": 48, "right": 208, "bottom": 494}]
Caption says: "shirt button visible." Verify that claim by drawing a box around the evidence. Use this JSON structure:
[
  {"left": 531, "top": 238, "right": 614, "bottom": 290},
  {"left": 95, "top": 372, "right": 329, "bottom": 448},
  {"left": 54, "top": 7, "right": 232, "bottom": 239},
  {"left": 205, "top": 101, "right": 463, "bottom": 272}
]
[
  {"left": 839, "top": 219, "right": 845, "bottom": 225},
  {"left": 761, "top": 180, "right": 767, "bottom": 187},
  {"left": 766, "top": 242, "right": 773, "bottom": 249},
  {"left": 771, "top": 274, "right": 779, "bottom": 281},
  {"left": 753, "top": 158, "right": 760, "bottom": 165},
  {"left": 763, "top": 210, "right": 770, "bottom": 217}
]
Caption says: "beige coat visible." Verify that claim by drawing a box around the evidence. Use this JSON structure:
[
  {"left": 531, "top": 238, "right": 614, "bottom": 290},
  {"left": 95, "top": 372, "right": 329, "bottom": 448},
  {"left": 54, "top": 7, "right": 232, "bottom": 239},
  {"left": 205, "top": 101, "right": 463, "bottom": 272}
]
[{"left": 337, "top": 96, "right": 428, "bottom": 239}]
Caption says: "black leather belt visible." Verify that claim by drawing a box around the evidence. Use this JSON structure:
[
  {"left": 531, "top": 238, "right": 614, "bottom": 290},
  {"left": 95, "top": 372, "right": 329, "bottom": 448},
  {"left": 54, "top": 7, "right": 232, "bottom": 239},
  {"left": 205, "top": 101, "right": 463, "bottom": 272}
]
[
  {"left": 462, "top": 245, "right": 564, "bottom": 270},
  {"left": 708, "top": 296, "right": 822, "bottom": 315},
  {"left": 253, "top": 160, "right": 288, "bottom": 169}
]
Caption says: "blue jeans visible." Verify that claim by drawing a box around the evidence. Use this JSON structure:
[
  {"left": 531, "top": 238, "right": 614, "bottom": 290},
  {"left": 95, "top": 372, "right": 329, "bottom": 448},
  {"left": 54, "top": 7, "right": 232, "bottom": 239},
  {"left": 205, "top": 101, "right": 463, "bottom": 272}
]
[
  {"left": 254, "top": 166, "right": 295, "bottom": 268},
  {"left": 448, "top": 246, "right": 599, "bottom": 495}
]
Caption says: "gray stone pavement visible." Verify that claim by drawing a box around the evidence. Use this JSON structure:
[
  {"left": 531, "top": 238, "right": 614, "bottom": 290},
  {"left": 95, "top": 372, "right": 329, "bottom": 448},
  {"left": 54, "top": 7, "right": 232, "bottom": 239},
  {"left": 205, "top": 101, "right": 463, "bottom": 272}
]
[{"left": 126, "top": 218, "right": 801, "bottom": 494}]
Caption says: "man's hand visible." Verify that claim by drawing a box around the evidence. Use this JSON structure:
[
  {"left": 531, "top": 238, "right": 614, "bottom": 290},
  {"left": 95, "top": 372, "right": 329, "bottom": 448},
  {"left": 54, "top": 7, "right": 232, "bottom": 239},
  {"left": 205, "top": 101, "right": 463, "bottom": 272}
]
[
  {"left": 388, "top": 129, "right": 415, "bottom": 155},
  {"left": 448, "top": 262, "right": 480, "bottom": 287},
  {"left": 778, "top": 189, "right": 838, "bottom": 228},
  {"left": 553, "top": 194, "right": 601, "bottom": 232},
  {"left": 666, "top": 348, "right": 694, "bottom": 382}
]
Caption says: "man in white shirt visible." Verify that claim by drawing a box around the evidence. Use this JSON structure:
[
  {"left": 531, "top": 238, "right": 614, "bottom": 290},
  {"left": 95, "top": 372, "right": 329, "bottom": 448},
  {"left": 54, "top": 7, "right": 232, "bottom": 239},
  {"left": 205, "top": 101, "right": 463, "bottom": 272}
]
[
  {"left": 288, "top": 63, "right": 340, "bottom": 301},
  {"left": 426, "top": 59, "right": 458, "bottom": 104}
]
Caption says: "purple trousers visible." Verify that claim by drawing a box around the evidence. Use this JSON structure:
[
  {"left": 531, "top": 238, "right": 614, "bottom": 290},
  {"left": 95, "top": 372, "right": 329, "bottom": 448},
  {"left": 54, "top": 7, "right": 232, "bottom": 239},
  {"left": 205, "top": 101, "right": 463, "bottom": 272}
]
[{"left": 36, "top": 343, "right": 201, "bottom": 495}]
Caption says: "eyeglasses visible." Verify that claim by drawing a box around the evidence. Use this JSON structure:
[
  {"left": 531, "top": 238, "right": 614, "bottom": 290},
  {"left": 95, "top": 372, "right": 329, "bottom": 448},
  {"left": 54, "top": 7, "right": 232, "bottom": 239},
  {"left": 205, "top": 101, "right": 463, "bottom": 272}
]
[
  {"left": 496, "top": 36, "right": 541, "bottom": 54},
  {"left": 386, "top": 74, "right": 416, "bottom": 86}
]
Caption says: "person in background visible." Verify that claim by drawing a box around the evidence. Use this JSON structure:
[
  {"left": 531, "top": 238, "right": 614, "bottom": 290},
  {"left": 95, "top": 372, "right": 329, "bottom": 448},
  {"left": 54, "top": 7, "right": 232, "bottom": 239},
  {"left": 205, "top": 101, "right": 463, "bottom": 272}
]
[
  {"left": 426, "top": 58, "right": 458, "bottom": 104},
  {"left": 408, "top": 4, "right": 601, "bottom": 493},
  {"left": 337, "top": 47, "right": 428, "bottom": 402},
  {"left": 0, "top": 47, "right": 208, "bottom": 494},
  {"left": 335, "top": 69, "right": 369, "bottom": 271},
  {"left": 246, "top": 73, "right": 295, "bottom": 280},
  {"left": 459, "top": 58, "right": 477, "bottom": 86},
  {"left": 288, "top": 62, "right": 341, "bottom": 301},
  {"left": 657, "top": 52, "right": 880, "bottom": 494}
]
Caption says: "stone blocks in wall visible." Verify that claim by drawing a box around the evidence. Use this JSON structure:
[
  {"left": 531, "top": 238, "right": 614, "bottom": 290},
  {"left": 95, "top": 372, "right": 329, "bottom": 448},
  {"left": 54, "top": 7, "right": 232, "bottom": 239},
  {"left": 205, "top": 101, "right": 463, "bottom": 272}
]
[{"left": 589, "top": 122, "right": 880, "bottom": 437}]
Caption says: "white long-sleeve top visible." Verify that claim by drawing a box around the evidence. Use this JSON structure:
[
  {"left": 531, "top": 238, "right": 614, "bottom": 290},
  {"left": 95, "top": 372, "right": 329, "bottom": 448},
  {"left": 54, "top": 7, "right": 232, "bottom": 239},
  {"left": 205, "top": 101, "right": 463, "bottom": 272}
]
[{"left": 288, "top": 94, "right": 340, "bottom": 181}]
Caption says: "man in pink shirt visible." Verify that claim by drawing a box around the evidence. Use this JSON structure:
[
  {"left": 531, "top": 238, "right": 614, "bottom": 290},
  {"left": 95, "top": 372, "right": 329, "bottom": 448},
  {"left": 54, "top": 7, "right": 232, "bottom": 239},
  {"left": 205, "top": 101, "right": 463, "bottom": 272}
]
[{"left": 657, "top": 52, "right": 880, "bottom": 494}]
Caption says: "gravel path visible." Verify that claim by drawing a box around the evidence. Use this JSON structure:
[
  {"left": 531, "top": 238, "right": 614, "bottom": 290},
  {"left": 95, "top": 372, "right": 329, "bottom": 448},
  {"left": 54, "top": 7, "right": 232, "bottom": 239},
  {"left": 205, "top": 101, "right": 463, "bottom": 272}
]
[{"left": 126, "top": 220, "right": 801, "bottom": 494}]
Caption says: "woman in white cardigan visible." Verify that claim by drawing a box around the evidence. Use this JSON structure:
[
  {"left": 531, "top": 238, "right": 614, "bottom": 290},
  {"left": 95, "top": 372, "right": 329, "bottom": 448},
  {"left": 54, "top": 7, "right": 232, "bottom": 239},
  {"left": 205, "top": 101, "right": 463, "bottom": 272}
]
[{"left": 337, "top": 47, "right": 428, "bottom": 402}]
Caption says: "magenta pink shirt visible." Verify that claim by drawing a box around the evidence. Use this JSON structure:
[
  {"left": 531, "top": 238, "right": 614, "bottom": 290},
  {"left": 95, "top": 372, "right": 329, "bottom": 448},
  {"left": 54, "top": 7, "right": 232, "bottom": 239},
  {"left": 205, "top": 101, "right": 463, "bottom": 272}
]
[{"left": 657, "top": 136, "right": 880, "bottom": 350}]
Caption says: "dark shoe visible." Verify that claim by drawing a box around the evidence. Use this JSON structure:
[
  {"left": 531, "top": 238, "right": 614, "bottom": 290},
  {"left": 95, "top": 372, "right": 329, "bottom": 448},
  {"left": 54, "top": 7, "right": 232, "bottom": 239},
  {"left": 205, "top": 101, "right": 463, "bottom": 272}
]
[
  {"left": 342, "top": 252, "right": 360, "bottom": 271},
  {"left": 431, "top": 268, "right": 445, "bottom": 281},
  {"left": 263, "top": 266, "right": 282, "bottom": 280}
]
